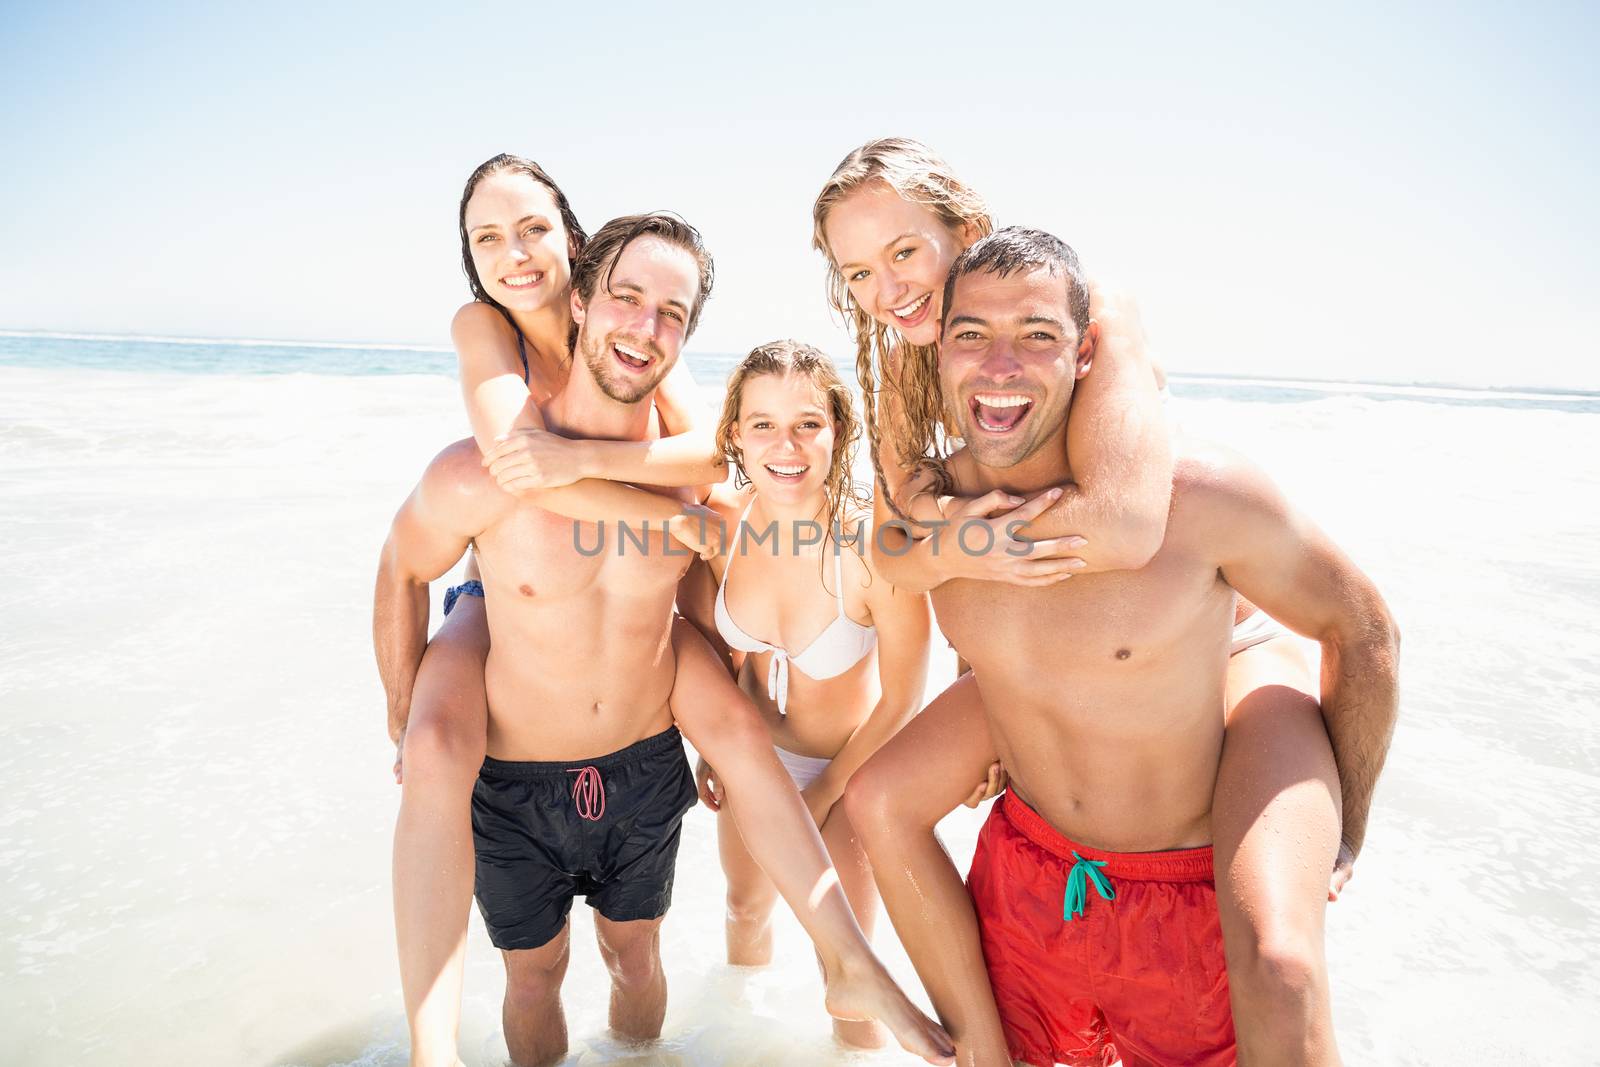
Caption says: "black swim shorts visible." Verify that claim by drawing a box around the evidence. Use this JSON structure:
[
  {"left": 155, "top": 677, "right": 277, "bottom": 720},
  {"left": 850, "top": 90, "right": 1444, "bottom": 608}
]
[{"left": 471, "top": 725, "right": 698, "bottom": 951}]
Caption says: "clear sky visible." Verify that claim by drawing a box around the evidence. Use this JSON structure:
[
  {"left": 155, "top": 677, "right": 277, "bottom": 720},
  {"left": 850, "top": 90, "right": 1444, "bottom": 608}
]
[{"left": 3, "top": 1, "right": 1596, "bottom": 389}]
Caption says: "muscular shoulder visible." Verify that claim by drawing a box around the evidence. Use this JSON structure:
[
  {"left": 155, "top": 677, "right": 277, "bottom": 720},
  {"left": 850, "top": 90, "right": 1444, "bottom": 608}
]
[
  {"left": 415, "top": 437, "right": 512, "bottom": 535},
  {"left": 1168, "top": 438, "right": 1293, "bottom": 557}
]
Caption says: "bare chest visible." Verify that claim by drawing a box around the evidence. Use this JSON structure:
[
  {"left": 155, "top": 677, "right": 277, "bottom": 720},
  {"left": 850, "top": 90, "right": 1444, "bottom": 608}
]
[
  {"left": 477, "top": 503, "right": 692, "bottom": 604},
  {"left": 933, "top": 542, "right": 1232, "bottom": 674}
]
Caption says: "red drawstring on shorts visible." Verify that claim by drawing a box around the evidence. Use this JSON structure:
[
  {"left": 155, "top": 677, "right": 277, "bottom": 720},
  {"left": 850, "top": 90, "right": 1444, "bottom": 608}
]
[{"left": 568, "top": 765, "right": 605, "bottom": 821}]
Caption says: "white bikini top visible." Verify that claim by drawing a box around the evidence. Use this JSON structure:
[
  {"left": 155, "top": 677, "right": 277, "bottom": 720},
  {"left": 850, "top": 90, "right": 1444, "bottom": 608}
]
[{"left": 714, "top": 499, "right": 878, "bottom": 715}]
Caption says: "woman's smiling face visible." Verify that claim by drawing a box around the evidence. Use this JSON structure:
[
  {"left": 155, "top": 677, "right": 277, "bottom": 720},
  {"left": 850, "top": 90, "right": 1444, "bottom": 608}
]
[
  {"left": 463, "top": 171, "right": 574, "bottom": 314},
  {"left": 732, "top": 371, "right": 837, "bottom": 506},
  {"left": 823, "top": 180, "right": 974, "bottom": 347}
]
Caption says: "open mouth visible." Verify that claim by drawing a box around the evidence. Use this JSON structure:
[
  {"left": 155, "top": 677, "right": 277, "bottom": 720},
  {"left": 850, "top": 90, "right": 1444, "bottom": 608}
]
[
  {"left": 612, "top": 341, "right": 655, "bottom": 372},
  {"left": 891, "top": 292, "right": 932, "bottom": 328},
  {"left": 969, "top": 392, "right": 1034, "bottom": 434},
  {"left": 762, "top": 462, "right": 809, "bottom": 483},
  {"left": 500, "top": 271, "right": 544, "bottom": 290}
]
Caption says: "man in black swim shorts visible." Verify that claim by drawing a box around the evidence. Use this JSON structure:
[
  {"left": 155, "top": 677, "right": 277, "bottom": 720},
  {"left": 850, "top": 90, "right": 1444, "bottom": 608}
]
[
  {"left": 375, "top": 213, "right": 955, "bottom": 1067},
  {"left": 472, "top": 728, "right": 696, "bottom": 952}
]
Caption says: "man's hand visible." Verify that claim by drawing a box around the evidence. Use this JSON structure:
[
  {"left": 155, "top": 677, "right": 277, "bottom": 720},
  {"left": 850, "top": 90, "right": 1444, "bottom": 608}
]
[
  {"left": 930, "top": 488, "right": 1087, "bottom": 587},
  {"left": 482, "top": 429, "right": 587, "bottom": 493},
  {"left": 695, "top": 756, "right": 725, "bottom": 811},
  {"left": 960, "top": 760, "right": 1008, "bottom": 809},
  {"left": 393, "top": 726, "right": 406, "bottom": 785},
  {"left": 1329, "top": 839, "right": 1356, "bottom": 902},
  {"left": 669, "top": 504, "right": 721, "bottom": 561}
]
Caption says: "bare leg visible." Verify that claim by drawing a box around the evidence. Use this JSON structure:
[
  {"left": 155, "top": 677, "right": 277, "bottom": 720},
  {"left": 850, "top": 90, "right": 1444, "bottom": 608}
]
[
  {"left": 821, "top": 803, "right": 887, "bottom": 1050},
  {"left": 594, "top": 915, "right": 669, "bottom": 1042},
  {"left": 843, "top": 673, "right": 1012, "bottom": 1067},
  {"left": 501, "top": 921, "right": 572, "bottom": 1067},
  {"left": 669, "top": 619, "right": 955, "bottom": 1065},
  {"left": 394, "top": 594, "right": 490, "bottom": 1067},
  {"left": 1214, "top": 634, "right": 1342, "bottom": 1066},
  {"left": 716, "top": 806, "right": 780, "bottom": 966}
]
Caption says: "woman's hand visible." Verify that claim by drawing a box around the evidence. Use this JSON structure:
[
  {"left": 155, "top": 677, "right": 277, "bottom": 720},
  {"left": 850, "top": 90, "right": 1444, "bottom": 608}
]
[
  {"left": 668, "top": 504, "right": 721, "bottom": 560},
  {"left": 482, "top": 429, "right": 589, "bottom": 493},
  {"left": 695, "top": 755, "right": 725, "bottom": 811},
  {"left": 800, "top": 781, "right": 840, "bottom": 828},
  {"left": 1329, "top": 839, "right": 1356, "bottom": 902},
  {"left": 960, "top": 760, "right": 1007, "bottom": 808},
  {"left": 931, "top": 488, "right": 1088, "bottom": 587}
]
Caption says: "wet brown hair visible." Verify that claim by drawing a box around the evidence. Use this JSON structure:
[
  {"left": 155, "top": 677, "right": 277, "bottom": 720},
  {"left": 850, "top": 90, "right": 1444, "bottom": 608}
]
[{"left": 811, "top": 138, "right": 994, "bottom": 516}]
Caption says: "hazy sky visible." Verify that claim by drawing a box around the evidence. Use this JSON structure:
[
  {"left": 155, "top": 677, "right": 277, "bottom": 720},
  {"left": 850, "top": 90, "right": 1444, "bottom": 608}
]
[{"left": 3, "top": 2, "right": 1596, "bottom": 389}]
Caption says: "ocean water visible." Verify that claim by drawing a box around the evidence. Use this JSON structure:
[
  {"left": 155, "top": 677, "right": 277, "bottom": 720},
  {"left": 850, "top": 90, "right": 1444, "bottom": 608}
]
[{"left": 1, "top": 334, "right": 1598, "bottom": 1065}]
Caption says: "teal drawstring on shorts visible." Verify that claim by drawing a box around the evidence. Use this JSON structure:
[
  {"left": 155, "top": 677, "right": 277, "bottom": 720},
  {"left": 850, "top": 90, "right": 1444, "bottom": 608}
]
[{"left": 1063, "top": 851, "right": 1115, "bottom": 921}]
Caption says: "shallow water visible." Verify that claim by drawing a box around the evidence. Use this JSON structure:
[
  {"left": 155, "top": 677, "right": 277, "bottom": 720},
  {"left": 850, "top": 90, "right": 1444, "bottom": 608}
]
[{"left": 2, "top": 343, "right": 1598, "bottom": 1065}]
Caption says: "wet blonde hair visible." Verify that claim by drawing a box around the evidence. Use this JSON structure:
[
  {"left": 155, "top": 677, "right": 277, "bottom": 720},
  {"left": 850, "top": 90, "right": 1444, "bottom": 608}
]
[
  {"left": 811, "top": 138, "right": 994, "bottom": 515},
  {"left": 715, "top": 339, "right": 867, "bottom": 540}
]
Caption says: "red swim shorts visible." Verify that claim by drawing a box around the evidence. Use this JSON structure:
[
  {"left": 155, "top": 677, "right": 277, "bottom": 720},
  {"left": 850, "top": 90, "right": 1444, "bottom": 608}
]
[{"left": 968, "top": 791, "right": 1235, "bottom": 1067}]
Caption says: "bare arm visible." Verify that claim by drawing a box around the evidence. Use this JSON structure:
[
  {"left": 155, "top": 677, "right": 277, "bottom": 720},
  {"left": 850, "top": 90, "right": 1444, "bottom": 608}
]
[
  {"left": 1037, "top": 284, "right": 1172, "bottom": 561},
  {"left": 456, "top": 301, "right": 722, "bottom": 495},
  {"left": 872, "top": 488, "right": 1087, "bottom": 595},
  {"left": 453, "top": 300, "right": 714, "bottom": 535},
  {"left": 1201, "top": 448, "right": 1401, "bottom": 857},
  {"left": 805, "top": 544, "right": 933, "bottom": 816},
  {"left": 373, "top": 442, "right": 506, "bottom": 741},
  {"left": 843, "top": 673, "right": 1012, "bottom": 1065}
]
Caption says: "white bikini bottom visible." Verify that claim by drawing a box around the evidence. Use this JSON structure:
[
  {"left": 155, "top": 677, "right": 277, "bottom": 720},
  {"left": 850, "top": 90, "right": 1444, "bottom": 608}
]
[{"left": 773, "top": 744, "right": 831, "bottom": 790}]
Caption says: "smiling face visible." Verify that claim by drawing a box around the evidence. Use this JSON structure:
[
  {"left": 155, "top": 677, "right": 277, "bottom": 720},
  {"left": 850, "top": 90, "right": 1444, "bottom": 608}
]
[
  {"left": 941, "top": 265, "right": 1095, "bottom": 470},
  {"left": 571, "top": 235, "right": 699, "bottom": 404},
  {"left": 731, "top": 371, "right": 837, "bottom": 508},
  {"left": 463, "top": 171, "right": 575, "bottom": 314},
  {"left": 823, "top": 181, "right": 975, "bottom": 348}
]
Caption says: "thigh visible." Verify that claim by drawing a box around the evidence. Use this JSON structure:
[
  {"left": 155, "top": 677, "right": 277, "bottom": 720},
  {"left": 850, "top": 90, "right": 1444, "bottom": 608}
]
[
  {"left": 590, "top": 738, "right": 698, "bottom": 926},
  {"left": 402, "top": 591, "right": 491, "bottom": 775},
  {"left": 1214, "top": 635, "right": 1340, "bottom": 933},
  {"left": 502, "top": 917, "right": 572, "bottom": 990},
  {"left": 849, "top": 671, "right": 997, "bottom": 830},
  {"left": 593, "top": 912, "right": 666, "bottom": 973},
  {"left": 473, "top": 773, "right": 581, "bottom": 951}
]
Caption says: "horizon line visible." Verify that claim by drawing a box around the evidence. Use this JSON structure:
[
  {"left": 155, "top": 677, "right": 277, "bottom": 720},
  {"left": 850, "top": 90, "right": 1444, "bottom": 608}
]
[{"left": 2, "top": 327, "right": 1595, "bottom": 400}]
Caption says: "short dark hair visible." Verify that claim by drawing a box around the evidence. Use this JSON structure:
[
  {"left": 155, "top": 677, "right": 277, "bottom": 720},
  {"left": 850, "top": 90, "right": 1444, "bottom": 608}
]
[
  {"left": 940, "top": 226, "right": 1090, "bottom": 338},
  {"left": 569, "top": 213, "right": 715, "bottom": 350}
]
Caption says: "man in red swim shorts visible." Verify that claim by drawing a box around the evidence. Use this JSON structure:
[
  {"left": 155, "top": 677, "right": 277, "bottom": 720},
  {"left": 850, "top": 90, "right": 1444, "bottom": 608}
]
[{"left": 845, "top": 228, "right": 1400, "bottom": 1066}]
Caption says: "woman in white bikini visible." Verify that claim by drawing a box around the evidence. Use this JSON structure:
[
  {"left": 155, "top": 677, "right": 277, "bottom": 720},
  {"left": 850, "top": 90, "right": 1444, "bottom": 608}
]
[
  {"left": 811, "top": 138, "right": 1350, "bottom": 1062},
  {"left": 688, "top": 339, "right": 933, "bottom": 1051}
]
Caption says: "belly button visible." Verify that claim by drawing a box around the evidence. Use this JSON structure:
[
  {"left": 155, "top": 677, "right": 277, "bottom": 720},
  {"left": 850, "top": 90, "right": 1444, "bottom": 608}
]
[
  {"left": 1115, "top": 648, "right": 1132, "bottom": 660},
  {"left": 519, "top": 584, "right": 535, "bottom": 597}
]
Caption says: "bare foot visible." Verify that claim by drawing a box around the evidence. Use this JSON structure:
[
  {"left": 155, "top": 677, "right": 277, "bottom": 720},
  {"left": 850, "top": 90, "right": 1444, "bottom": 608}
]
[
  {"left": 833, "top": 1016, "right": 888, "bottom": 1050},
  {"left": 822, "top": 954, "right": 954, "bottom": 1064}
]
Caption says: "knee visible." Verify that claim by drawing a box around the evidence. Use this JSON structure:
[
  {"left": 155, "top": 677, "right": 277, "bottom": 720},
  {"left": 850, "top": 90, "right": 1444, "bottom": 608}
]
[
  {"left": 402, "top": 709, "right": 486, "bottom": 789},
  {"left": 841, "top": 762, "right": 899, "bottom": 834},
  {"left": 505, "top": 951, "right": 568, "bottom": 1010},
  {"left": 597, "top": 927, "right": 662, "bottom": 989},
  {"left": 724, "top": 884, "right": 775, "bottom": 929},
  {"left": 1230, "top": 930, "right": 1325, "bottom": 1010}
]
